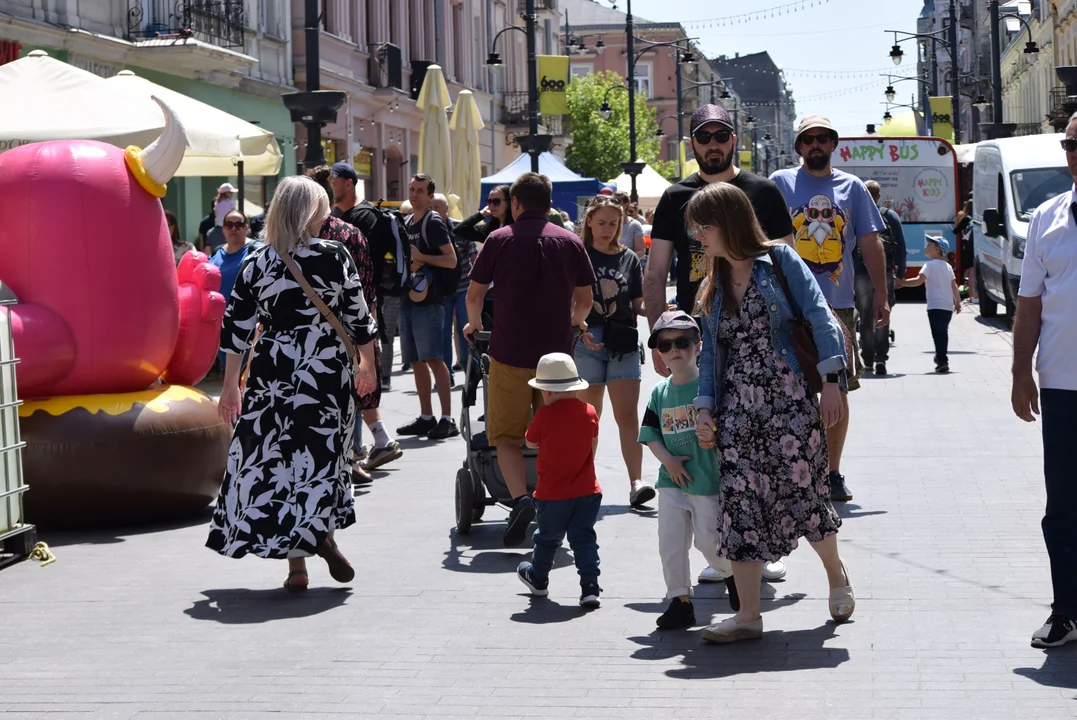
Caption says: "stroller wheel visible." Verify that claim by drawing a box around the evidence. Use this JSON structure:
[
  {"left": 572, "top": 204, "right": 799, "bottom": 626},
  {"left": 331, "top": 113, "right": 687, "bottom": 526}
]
[
  {"left": 472, "top": 476, "right": 486, "bottom": 522},
  {"left": 455, "top": 467, "right": 475, "bottom": 535}
]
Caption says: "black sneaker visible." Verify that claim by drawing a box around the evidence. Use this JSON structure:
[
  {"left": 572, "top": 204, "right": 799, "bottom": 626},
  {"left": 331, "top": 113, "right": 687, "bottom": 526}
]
[
  {"left": 580, "top": 582, "right": 602, "bottom": 609},
  {"left": 656, "top": 598, "right": 695, "bottom": 629},
  {"left": 875, "top": 362, "right": 887, "bottom": 376},
  {"left": 428, "top": 418, "right": 460, "bottom": 440},
  {"left": 381, "top": 377, "right": 392, "bottom": 391},
  {"left": 452, "top": 363, "right": 463, "bottom": 372},
  {"left": 936, "top": 363, "right": 950, "bottom": 374},
  {"left": 1032, "top": 614, "right": 1077, "bottom": 648},
  {"left": 503, "top": 495, "right": 536, "bottom": 547},
  {"left": 725, "top": 575, "right": 741, "bottom": 612},
  {"left": 828, "top": 471, "right": 853, "bottom": 502},
  {"left": 397, "top": 417, "right": 437, "bottom": 436},
  {"left": 361, "top": 441, "right": 402, "bottom": 470},
  {"left": 516, "top": 562, "right": 549, "bottom": 596}
]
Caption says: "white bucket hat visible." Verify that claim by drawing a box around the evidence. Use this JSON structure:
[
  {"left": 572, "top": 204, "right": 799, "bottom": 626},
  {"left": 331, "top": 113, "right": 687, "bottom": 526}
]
[{"left": 528, "top": 353, "right": 589, "bottom": 392}]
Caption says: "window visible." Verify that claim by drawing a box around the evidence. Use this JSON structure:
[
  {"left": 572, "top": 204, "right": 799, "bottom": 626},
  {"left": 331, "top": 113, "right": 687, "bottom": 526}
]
[
  {"left": 571, "top": 63, "right": 593, "bottom": 79},
  {"left": 452, "top": 3, "right": 465, "bottom": 82},
  {"left": 633, "top": 61, "right": 652, "bottom": 99}
]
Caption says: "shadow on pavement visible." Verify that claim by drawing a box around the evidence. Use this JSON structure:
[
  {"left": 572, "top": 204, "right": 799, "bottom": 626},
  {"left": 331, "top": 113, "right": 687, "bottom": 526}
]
[
  {"left": 1014, "top": 653, "right": 1077, "bottom": 690},
  {"left": 510, "top": 596, "right": 589, "bottom": 624},
  {"left": 975, "top": 315, "right": 1011, "bottom": 332},
  {"left": 184, "top": 587, "right": 352, "bottom": 624},
  {"left": 626, "top": 588, "right": 805, "bottom": 619},
  {"left": 40, "top": 507, "right": 215, "bottom": 547},
  {"left": 442, "top": 527, "right": 572, "bottom": 575},
  {"left": 836, "top": 503, "right": 887, "bottom": 520},
  {"left": 629, "top": 622, "right": 850, "bottom": 678},
  {"left": 860, "top": 373, "right": 907, "bottom": 380},
  {"left": 600, "top": 503, "right": 657, "bottom": 520}
]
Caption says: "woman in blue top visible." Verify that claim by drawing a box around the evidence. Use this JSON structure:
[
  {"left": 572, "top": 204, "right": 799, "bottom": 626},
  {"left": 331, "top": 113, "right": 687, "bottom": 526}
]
[{"left": 689, "top": 182, "right": 855, "bottom": 644}]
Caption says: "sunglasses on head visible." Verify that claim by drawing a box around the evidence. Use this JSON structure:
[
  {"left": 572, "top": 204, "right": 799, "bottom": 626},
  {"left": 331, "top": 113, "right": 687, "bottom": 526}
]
[
  {"left": 488, "top": 197, "right": 503, "bottom": 206},
  {"left": 800, "top": 131, "right": 833, "bottom": 147},
  {"left": 223, "top": 220, "right": 248, "bottom": 229},
  {"left": 656, "top": 336, "right": 695, "bottom": 353},
  {"left": 1061, "top": 139, "right": 1077, "bottom": 152},
  {"left": 693, "top": 128, "right": 732, "bottom": 146}
]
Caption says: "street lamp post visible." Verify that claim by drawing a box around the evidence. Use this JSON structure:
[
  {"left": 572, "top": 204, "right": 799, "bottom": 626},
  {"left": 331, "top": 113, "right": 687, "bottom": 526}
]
[
  {"left": 886, "top": 23, "right": 959, "bottom": 140},
  {"left": 947, "top": 0, "right": 960, "bottom": 144}
]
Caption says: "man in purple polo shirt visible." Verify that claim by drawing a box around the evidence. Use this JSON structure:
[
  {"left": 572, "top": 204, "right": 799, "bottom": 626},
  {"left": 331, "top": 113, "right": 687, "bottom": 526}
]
[{"left": 464, "top": 172, "right": 596, "bottom": 547}]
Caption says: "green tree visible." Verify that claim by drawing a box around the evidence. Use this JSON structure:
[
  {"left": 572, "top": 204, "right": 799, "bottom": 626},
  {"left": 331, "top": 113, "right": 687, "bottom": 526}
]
[{"left": 565, "top": 71, "right": 664, "bottom": 183}]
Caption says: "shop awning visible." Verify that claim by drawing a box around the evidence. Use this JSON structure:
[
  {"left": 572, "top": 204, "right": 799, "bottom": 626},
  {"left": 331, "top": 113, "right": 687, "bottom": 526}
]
[{"left": 106, "top": 70, "right": 282, "bottom": 177}]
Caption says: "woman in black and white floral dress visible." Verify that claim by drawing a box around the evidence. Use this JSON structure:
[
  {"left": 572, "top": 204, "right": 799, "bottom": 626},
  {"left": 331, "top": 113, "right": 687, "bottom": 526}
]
[{"left": 207, "top": 176, "right": 378, "bottom": 591}]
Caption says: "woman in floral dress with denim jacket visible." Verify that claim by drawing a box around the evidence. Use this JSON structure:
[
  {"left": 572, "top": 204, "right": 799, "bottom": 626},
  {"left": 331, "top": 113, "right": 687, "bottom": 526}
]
[{"left": 688, "top": 183, "right": 855, "bottom": 644}]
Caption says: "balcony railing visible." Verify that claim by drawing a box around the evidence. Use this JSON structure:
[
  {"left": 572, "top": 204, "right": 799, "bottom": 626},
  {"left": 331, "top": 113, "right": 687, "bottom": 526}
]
[
  {"left": 126, "top": 0, "right": 245, "bottom": 50},
  {"left": 1013, "top": 122, "right": 1046, "bottom": 136},
  {"left": 499, "top": 92, "right": 568, "bottom": 135},
  {"left": 519, "top": 0, "right": 557, "bottom": 14},
  {"left": 1048, "top": 87, "right": 1077, "bottom": 130}
]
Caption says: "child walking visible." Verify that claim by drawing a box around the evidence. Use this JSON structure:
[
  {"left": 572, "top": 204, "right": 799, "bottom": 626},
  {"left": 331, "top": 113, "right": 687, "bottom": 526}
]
[
  {"left": 638, "top": 311, "right": 739, "bottom": 629},
  {"left": 517, "top": 353, "right": 604, "bottom": 608},
  {"left": 897, "top": 236, "right": 962, "bottom": 373}
]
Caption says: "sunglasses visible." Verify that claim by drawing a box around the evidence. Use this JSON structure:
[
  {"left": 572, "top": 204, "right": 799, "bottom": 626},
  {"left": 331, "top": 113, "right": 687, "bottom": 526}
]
[
  {"left": 223, "top": 221, "right": 248, "bottom": 229},
  {"left": 1061, "top": 139, "right": 1077, "bottom": 152},
  {"left": 488, "top": 197, "right": 503, "bottom": 206},
  {"left": 800, "top": 132, "right": 833, "bottom": 147},
  {"left": 656, "top": 336, "right": 695, "bottom": 353},
  {"left": 693, "top": 128, "right": 733, "bottom": 146}
]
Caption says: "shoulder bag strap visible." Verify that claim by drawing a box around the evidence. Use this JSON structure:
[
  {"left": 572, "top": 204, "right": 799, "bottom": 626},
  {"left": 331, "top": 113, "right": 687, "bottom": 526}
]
[
  {"left": 278, "top": 249, "right": 357, "bottom": 362},
  {"left": 767, "top": 247, "right": 804, "bottom": 321}
]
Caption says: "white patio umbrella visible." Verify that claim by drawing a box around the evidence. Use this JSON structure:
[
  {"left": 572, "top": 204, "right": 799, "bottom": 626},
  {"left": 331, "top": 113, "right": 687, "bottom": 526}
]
[
  {"left": 417, "top": 65, "right": 453, "bottom": 196},
  {"left": 0, "top": 50, "right": 163, "bottom": 149},
  {"left": 449, "top": 90, "right": 486, "bottom": 219},
  {"left": 106, "top": 70, "right": 282, "bottom": 177}
]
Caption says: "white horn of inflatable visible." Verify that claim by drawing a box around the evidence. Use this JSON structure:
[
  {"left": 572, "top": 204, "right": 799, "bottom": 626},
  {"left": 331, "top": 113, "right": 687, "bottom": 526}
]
[{"left": 137, "top": 96, "right": 188, "bottom": 187}]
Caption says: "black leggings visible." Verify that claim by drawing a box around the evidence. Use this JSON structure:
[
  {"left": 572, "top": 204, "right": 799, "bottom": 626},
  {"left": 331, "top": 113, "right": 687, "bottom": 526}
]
[{"left": 927, "top": 309, "right": 952, "bottom": 365}]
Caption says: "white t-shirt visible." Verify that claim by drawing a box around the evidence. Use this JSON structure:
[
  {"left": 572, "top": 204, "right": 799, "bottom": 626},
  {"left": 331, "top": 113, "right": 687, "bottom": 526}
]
[
  {"left": 1019, "top": 187, "right": 1077, "bottom": 391},
  {"left": 920, "top": 259, "right": 955, "bottom": 311},
  {"left": 620, "top": 217, "right": 644, "bottom": 250}
]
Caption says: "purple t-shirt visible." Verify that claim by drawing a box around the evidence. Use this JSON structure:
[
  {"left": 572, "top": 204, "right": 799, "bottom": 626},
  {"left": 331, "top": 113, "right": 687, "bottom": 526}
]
[{"left": 470, "top": 212, "right": 595, "bottom": 369}]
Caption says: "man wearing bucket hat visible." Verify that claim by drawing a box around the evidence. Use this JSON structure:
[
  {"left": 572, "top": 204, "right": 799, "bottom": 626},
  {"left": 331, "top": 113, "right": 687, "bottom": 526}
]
[
  {"left": 517, "top": 353, "right": 604, "bottom": 609},
  {"left": 770, "top": 115, "right": 889, "bottom": 504}
]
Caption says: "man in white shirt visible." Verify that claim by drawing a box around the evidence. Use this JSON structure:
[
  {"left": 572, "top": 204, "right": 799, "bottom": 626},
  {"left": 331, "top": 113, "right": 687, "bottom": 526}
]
[{"left": 1012, "top": 112, "right": 1077, "bottom": 648}]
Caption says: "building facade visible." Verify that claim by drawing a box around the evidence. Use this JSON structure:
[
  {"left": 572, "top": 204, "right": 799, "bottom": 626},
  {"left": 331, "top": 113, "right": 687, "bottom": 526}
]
[
  {"left": 300, "top": 0, "right": 566, "bottom": 204},
  {"left": 0, "top": 0, "right": 296, "bottom": 240},
  {"left": 1001, "top": 0, "right": 1054, "bottom": 135}
]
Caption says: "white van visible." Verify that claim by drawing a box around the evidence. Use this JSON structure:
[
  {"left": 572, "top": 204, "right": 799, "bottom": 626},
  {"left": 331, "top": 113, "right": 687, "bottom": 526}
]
[{"left": 972, "top": 134, "right": 1070, "bottom": 321}]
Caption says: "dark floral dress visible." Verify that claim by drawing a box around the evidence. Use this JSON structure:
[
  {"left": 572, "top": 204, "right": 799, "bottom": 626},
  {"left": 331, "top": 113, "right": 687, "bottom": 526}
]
[
  {"left": 716, "top": 279, "right": 840, "bottom": 563},
  {"left": 206, "top": 240, "right": 376, "bottom": 559},
  {"left": 321, "top": 216, "right": 381, "bottom": 411}
]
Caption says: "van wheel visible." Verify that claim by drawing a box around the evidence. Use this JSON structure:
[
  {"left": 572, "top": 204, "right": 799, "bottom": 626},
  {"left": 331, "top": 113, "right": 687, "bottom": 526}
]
[
  {"left": 1002, "top": 273, "right": 1016, "bottom": 329},
  {"left": 977, "top": 261, "right": 998, "bottom": 318}
]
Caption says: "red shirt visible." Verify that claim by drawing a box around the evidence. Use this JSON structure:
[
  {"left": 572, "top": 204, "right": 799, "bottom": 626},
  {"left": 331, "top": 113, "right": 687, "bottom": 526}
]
[{"left": 525, "top": 398, "right": 601, "bottom": 501}]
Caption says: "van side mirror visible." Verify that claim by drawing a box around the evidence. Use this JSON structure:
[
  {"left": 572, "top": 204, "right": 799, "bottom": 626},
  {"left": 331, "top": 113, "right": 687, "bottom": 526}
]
[{"left": 982, "top": 208, "right": 1003, "bottom": 238}]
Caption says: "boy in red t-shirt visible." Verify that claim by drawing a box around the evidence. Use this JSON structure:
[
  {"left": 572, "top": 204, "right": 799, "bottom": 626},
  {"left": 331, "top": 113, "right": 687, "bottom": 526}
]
[{"left": 518, "top": 352, "right": 603, "bottom": 608}]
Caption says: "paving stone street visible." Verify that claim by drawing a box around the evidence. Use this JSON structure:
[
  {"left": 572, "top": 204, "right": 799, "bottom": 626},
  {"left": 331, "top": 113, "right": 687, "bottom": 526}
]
[{"left": 2, "top": 301, "right": 1075, "bottom": 719}]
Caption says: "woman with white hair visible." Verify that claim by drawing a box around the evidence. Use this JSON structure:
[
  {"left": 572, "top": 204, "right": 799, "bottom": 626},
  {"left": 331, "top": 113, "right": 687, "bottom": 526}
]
[{"left": 207, "top": 176, "right": 378, "bottom": 592}]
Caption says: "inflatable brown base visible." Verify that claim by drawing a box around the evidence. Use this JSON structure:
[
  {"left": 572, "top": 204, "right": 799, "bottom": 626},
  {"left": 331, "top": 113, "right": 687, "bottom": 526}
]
[{"left": 18, "top": 385, "right": 230, "bottom": 530}]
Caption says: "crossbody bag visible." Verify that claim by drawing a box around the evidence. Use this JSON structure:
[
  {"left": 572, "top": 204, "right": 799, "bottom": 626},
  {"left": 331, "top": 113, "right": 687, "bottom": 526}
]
[
  {"left": 592, "top": 279, "right": 640, "bottom": 357},
  {"left": 278, "top": 249, "right": 361, "bottom": 376}
]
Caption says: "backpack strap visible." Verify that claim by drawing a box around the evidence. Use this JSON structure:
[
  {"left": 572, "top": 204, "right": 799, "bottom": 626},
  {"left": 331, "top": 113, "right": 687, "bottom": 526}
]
[{"left": 278, "top": 249, "right": 357, "bottom": 362}]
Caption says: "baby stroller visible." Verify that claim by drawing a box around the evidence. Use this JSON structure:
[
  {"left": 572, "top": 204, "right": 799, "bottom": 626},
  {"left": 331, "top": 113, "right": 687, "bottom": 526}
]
[{"left": 455, "top": 330, "right": 538, "bottom": 534}]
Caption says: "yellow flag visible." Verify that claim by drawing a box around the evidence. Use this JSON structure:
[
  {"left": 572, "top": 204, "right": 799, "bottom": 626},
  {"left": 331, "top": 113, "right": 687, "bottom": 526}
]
[
  {"left": 537, "top": 56, "right": 570, "bottom": 115},
  {"left": 738, "top": 151, "right": 753, "bottom": 173},
  {"left": 929, "top": 97, "right": 954, "bottom": 142}
]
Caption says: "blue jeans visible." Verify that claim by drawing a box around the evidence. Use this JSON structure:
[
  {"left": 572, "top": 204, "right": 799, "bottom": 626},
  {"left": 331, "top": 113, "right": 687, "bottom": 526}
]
[
  {"left": 1042, "top": 389, "right": 1077, "bottom": 618},
  {"left": 399, "top": 303, "right": 445, "bottom": 365},
  {"left": 927, "top": 309, "right": 952, "bottom": 365},
  {"left": 531, "top": 493, "right": 602, "bottom": 588},
  {"left": 442, "top": 293, "right": 468, "bottom": 376}
]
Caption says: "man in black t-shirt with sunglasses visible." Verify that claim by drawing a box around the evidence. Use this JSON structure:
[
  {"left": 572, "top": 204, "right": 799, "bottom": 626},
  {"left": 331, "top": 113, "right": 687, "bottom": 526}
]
[{"left": 644, "top": 104, "right": 794, "bottom": 584}]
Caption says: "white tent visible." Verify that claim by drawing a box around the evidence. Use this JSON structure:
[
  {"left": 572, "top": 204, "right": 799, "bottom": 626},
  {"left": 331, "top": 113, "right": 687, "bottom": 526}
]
[
  {"left": 0, "top": 50, "right": 163, "bottom": 149},
  {"left": 609, "top": 164, "right": 672, "bottom": 210},
  {"left": 106, "top": 70, "right": 281, "bottom": 177}
]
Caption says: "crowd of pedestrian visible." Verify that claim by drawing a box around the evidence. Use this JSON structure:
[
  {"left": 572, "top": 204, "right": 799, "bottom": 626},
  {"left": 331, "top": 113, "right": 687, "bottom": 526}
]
[{"left": 193, "top": 103, "right": 1077, "bottom": 651}]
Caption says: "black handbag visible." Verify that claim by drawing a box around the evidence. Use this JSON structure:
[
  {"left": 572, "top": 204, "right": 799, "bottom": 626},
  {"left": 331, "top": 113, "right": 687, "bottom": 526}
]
[{"left": 593, "top": 279, "right": 639, "bottom": 356}]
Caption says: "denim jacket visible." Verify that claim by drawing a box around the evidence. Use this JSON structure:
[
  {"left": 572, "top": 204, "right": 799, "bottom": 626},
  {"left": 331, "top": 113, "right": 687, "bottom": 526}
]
[{"left": 695, "top": 243, "right": 848, "bottom": 413}]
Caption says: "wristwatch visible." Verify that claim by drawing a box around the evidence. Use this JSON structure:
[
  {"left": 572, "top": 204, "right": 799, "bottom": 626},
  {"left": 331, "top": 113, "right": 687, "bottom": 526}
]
[{"left": 824, "top": 372, "right": 844, "bottom": 385}]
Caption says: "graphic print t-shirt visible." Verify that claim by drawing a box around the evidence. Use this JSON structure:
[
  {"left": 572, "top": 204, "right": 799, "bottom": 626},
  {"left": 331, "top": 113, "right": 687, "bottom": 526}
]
[
  {"left": 770, "top": 168, "right": 885, "bottom": 309},
  {"left": 651, "top": 170, "right": 794, "bottom": 312},
  {"left": 585, "top": 246, "right": 643, "bottom": 328},
  {"left": 403, "top": 210, "right": 451, "bottom": 307},
  {"left": 638, "top": 376, "right": 720, "bottom": 496}
]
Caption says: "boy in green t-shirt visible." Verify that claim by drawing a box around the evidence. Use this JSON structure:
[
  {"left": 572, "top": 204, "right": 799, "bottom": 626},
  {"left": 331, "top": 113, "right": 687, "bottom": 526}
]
[{"left": 639, "top": 311, "right": 738, "bottom": 629}]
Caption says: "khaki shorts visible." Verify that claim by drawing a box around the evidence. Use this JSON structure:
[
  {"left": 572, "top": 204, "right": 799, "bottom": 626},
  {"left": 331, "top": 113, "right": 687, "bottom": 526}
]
[
  {"left": 487, "top": 357, "right": 545, "bottom": 447},
  {"left": 832, "top": 307, "right": 862, "bottom": 391}
]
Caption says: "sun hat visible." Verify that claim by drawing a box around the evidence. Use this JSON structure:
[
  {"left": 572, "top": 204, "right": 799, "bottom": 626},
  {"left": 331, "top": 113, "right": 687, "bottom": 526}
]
[
  {"left": 647, "top": 310, "right": 701, "bottom": 348},
  {"left": 528, "top": 353, "right": 589, "bottom": 392},
  {"left": 795, "top": 115, "right": 838, "bottom": 142},
  {"left": 217, "top": 182, "right": 239, "bottom": 194},
  {"left": 690, "top": 104, "right": 735, "bottom": 134},
  {"left": 926, "top": 234, "right": 950, "bottom": 253}
]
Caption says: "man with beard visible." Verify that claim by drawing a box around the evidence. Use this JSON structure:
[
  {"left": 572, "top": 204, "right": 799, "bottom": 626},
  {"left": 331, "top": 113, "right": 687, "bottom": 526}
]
[
  {"left": 645, "top": 104, "right": 794, "bottom": 584},
  {"left": 770, "top": 116, "right": 888, "bottom": 503}
]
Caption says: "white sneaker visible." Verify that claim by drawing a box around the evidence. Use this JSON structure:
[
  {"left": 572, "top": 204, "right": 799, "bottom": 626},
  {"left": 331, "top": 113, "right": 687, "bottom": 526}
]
[
  {"left": 762, "top": 560, "right": 787, "bottom": 581},
  {"left": 698, "top": 566, "right": 731, "bottom": 583},
  {"left": 629, "top": 480, "right": 656, "bottom": 508}
]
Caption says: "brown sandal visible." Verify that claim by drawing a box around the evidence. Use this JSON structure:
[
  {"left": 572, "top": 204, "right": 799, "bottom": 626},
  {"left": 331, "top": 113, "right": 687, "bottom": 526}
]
[
  {"left": 283, "top": 569, "right": 309, "bottom": 592},
  {"left": 316, "top": 538, "right": 355, "bottom": 583}
]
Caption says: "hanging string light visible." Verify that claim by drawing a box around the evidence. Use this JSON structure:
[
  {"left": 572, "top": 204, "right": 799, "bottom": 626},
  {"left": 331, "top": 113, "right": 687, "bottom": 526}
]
[{"left": 683, "top": 0, "right": 830, "bottom": 29}]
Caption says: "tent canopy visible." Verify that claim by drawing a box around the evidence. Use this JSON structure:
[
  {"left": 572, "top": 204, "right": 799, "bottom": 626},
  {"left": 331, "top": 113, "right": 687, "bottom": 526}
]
[
  {"left": 106, "top": 70, "right": 281, "bottom": 177},
  {"left": 609, "top": 164, "right": 671, "bottom": 210},
  {"left": 481, "top": 152, "right": 601, "bottom": 221}
]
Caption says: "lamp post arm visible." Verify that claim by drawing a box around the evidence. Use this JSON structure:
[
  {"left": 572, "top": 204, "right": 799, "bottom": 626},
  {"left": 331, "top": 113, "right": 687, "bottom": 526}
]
[{"left": 491, "top": 25, "right": 528, "bottom": 49}]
